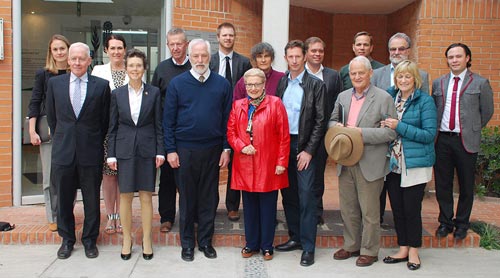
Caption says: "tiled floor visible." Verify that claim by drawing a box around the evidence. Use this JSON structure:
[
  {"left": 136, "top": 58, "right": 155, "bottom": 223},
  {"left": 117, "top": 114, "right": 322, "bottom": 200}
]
[{"left": 2, "top": 159, "right": 499, "bottom": 248}]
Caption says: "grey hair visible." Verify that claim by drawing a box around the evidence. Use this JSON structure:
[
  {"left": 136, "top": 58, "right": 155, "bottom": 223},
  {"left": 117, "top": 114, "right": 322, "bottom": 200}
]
[
  {"left": 69, "top": 42, "right": 90, "bottom": 57},
  {"left": 388, "top": 32, "right": 411, "bottom": 49},
  {"left": 250, "top": 42, "right": 275, "bottom": 62},
  {"left": 348, "top": 55, "right": 372, "bottom": 71},
  {"left": 167, "top": 27, "right": 187, "bottom": 41},
  {"left": 188, "top": 38, "right": 211, "bottom": 55}
]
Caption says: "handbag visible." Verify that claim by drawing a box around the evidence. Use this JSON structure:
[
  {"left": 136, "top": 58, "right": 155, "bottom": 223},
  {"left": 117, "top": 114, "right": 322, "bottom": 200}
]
[
  {"left": 23, "top": 115, "right": 51, "bottom": 144},
  {"left": 0, "top": 221, "right": 15, "bottom": 231}
]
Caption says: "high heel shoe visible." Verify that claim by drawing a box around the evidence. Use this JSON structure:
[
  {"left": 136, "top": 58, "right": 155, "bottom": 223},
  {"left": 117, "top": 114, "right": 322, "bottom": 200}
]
[
  {"left": 121, "top": 241, "right": 132, "bottom": 260},
  {"left": 142, "top": 243, "right": 153, "bottom": 260}
]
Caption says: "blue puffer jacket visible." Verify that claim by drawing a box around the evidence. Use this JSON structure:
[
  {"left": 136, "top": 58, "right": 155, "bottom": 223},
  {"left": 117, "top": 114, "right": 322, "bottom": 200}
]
[{"left": 386, "top": 86, "right": 437, "bottom": 169}]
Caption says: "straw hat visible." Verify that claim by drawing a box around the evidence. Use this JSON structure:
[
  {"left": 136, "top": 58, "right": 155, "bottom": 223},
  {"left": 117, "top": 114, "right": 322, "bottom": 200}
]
[{"left": 324, "top": 126, "right": 364, "bottom": 166}]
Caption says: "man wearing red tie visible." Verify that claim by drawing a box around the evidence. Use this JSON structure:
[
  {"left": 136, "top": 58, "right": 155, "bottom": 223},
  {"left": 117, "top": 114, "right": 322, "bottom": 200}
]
[{"left": 432, "top": 43, "right": 494, "bottom": 240}]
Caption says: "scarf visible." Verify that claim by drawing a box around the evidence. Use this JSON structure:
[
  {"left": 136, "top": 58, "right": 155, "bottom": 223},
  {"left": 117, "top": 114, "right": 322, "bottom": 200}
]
[{"left": 246, "top": 91, "right": 266, "bottom": 141}]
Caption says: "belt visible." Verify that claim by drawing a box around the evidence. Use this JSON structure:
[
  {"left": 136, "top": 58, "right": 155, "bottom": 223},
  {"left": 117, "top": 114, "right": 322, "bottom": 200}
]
[{"left": 440, "top": 131, "right": 461, "bottom": 137}]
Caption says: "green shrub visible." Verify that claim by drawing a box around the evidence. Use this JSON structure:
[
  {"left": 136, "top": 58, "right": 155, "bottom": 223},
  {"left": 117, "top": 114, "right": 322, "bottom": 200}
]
[
  {"left": 470, "top": 221, "right": 500, "bottom": 250},
  {"left": 476, "top": 126, "right": 500, "bottom": 197}
]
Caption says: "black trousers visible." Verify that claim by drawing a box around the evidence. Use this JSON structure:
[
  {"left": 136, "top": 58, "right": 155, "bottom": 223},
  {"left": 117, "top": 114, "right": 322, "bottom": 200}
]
[
  {"left": 386, "top": 172, "right": 426, "bottom": 247},
  {"left": 434, "top": 133, "right": 477, "bottom": 230},
  {"left": 158, "top": 163, "right": 177, "bottom": 223},
  {"left": 175, "top": 145, "right": 221, "bottom": 248},
  {"left": 53, "top": 162, "right": 101, "bottom": 247},
  {"left": 225, "top": 151, "right": 241, "bottom": 212},
  {"left": 313, "top": 137, "right": 327, "bottom": 220},
  {"left": 242, "top": 190, "right": 278, "bottom": 251}
]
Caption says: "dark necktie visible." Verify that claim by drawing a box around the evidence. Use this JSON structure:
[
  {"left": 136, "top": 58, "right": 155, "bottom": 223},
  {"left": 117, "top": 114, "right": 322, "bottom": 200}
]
[
  {"left": 199, "top": 75, "right": 205, "bottom": 83},
  {"left": 225, "top": 56, "right": 232, "bottom": 85},
  {"left": 449, "top": 76, "right": 460, "bottom": 130}
]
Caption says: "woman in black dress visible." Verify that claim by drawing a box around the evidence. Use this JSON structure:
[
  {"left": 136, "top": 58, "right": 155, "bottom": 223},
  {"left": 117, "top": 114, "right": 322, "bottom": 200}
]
[
  {"left": 106, "top": 49, "right": 165, "bottom": 260},
  {"left": 27, "top": 34, "right": 70, "bottom": 232}
]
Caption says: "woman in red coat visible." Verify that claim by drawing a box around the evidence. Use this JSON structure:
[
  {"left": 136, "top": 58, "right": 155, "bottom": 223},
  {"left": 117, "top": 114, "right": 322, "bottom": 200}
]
[{"left": 227, "top": 68, "right": 290, "bottom": 260}]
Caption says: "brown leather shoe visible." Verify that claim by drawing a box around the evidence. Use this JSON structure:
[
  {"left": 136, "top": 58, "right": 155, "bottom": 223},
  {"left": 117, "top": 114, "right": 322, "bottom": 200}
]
[
  {"left": 333, "top": 248, "right": 360, "bottom": 260},
  {"left": 228, "top": 211, "right": 240, "bottom": 221},
  {"left": 48, "top": 223, "right": 58, "bottom": 232},
  {"left": 356, "top": 255, "right": 378, "bottom": 267},
  {"left": 160, "top": 221, "right": 172, "bottom": 233}
]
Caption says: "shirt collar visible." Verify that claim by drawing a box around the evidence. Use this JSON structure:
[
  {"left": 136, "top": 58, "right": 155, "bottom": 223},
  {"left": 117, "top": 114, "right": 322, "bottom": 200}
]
[
  {"left": 127, "top": 83, "right": 144, "bottom": 95},
  {"left": 450, "top": 69, "right": 467, "bottom": 80},
  {"left": 219, "top": 50, "right": 233, "bottom": 61},
  {"left": 71, "top": 72, "right": 88, "bottom": 82},
  {"left": 190, "top": 69, "right": 211, "bottom": 81},
  {"left": 173, "top": 55, "right": 189, "bottom": 66},
  {"left": 352, "top": 84, "right": 371, "bottom": 100},
  {"left": 288, "top": 69, "right": 305, "bottom": 83},
  {"left": 305, "top": 63, "right": 324, "bottom": 75}
]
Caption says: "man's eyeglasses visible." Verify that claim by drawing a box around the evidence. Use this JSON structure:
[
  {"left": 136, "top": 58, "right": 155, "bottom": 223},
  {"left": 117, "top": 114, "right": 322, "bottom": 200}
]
[
  {"left": 245, "top": 83, "right": 264, "bottom": 89},
  {"left": 389, "top": 47, "right": 410, "bottom": 52}
]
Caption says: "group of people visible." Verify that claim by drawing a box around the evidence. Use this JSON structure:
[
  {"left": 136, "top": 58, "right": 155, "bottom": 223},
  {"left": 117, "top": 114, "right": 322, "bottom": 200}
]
[{"left": 27, "top": 22, "right": 494, "bottom": 271}]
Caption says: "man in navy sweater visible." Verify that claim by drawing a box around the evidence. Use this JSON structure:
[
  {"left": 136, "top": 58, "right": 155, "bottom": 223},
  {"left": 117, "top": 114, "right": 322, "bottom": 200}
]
[{"left": 163, "top": 38, "right": 232, "bottom": 262}]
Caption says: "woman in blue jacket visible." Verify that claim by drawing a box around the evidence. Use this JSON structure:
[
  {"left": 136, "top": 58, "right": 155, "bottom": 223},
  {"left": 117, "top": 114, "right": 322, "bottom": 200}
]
[{"left": 381, "top": 60, "right": 437, "bottom": 271}]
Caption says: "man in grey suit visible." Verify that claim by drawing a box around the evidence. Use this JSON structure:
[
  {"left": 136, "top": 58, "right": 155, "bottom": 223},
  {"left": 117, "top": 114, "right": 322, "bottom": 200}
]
[
  {"left": 46, "top": 42, "right": 111, "bottom": 260},
  {"left": 330, "top": 56, "right": 397, "bottom": 267},
  {"left": 371, "top": 32, "right": 430, "bottom": 223},
  {"left": 433, "top": 43, "right": 494, "bottom": 240},
  {"left": 209, "top": 22, "right": 252, "bottom": 222},
  {"left": 304, "top": 36, "right": 342, "bottom": 225}
]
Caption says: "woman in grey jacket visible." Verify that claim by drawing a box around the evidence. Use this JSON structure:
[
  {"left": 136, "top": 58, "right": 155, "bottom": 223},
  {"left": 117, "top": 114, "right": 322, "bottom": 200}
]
[{"left": 381, "top": 60, "right": 437, "bottom": 271}]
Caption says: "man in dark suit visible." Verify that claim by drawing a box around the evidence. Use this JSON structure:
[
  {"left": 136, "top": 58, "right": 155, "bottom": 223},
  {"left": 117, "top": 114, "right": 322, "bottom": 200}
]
[
  {"left": 433, "top": 43, "right": 494, "bottom": 240},
  {"left": 304, "top": 36, "right": 342, "bottom": 225},
  {"left": 46, "top": 42, "right": 111, "bottom": 259},
  {"left": 209, "top": 22, "right": 252, "bottom": 222},
  {"left": 152, "top": 27, "right": 191, "bottom": 233},
  {"left": 371, "top": 32, "right": 430, "bottom": 224}
]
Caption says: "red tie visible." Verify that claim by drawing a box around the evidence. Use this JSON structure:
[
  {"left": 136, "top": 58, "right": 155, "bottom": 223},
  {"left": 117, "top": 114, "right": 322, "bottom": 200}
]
[{"left": 449, "top": 76, "right": 460, "bottom": 130}]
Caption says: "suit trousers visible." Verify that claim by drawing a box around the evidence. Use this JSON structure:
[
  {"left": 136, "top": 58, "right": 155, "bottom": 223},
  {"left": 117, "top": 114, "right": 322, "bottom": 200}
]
[
  {"left": 242, "top": 190, "right": 278, "bottom": 252},
  {"left": 434, "top": 133, "right": 477, "bottom": 230},
  {"left": 281, "top": 135, "right": 318, "bottom": 252},
  {"left": 175, "top": 145, "right": 221, "bottom": 248},
  {"left": 158, "top": 163, "right": 177, "bottom": 224},
  {"left": 386, "top": 172, "right": 426, "bottom": 247},
  {"left": 225, "top": 151, "right": 241, "bottom": 212},
  {"left": 53, "top": 162, "right": 101, "bottom": 246},
  {"left": 313, "top": 137, "right": 327, "bottom": 220},
  {"left": 40, "top": 142, "right": 57, "bottom": 223},
  {"left": 339, "top": 164, "right": 383, "bottom": 256}
]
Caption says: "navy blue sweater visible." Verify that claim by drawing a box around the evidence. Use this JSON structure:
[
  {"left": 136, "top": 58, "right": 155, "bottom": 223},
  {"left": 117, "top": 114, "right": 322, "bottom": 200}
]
[{"left": 163, "top": 71, "right": 232, "bottom": 153}]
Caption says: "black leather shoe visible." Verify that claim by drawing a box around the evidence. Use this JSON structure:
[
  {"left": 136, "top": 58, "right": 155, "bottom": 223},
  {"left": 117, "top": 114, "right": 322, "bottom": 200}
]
[
  {"left": 435, "top": 224, "right": 453, "bottom": 237},
  {"left": 407, "top": 256, "right": 421, "bottom": 271},
  {"left": 300, "top": 251, "right": 315, "bottom": 266},
  {"left": 383, "top": 256, "right": 409, "bottom": 264},
  {"left": 317, "top": 216, "right": 325, "bottom": 225},
  {"left": 121, "top": 242, "right": 132, "bottom": 260},
  {"left": 199, "top": 245, "right": 217, "bottom": 259},
  {"left": 84, "top": 245, "right": 99, "bottom": 259},
  {"left": 454, "top": 227, "right": 468, "bottom": 240},
  {"left": 57, "top": 243, "right": 73, "bottom": 259},
  {"left": 181, "top": 248, "right": 194, "bottom": 261},
  {"left": 142, "top": 245, "right": 154, "bottom": 260},
  {"left": 275, "top": 240, "right": 302, "bottom": 252}
]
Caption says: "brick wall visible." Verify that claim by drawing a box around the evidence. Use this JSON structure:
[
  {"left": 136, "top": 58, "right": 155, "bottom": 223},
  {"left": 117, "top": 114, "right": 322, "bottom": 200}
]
[
  {"left": 0, "top": 0, "right": 13, "bottom": 207},
  {"left": 173, "top": 0, "right": 262, "bottom": 58},
  {"left": 411, "top": 0, "right": 500, "bottom": 125}
]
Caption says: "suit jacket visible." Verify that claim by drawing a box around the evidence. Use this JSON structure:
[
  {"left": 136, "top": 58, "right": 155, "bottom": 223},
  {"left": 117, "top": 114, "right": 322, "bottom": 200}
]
[
  {"left": 329, "top": 85, "right": 397, "bottom": 181},
  {"left": 209, "top": 51, "right": 252, "bottom": 89},
  {"left": 432, "top": 70, "right": 494, "bottom": 153},
  {"left": 372, "top": 64, "right": 430, "bottom": 94},
  {"left": 107, "top": 83, "right": 164, "bottom": 159},
  {"left": 91, "top": 62, "right": 145, "bottom": 90},
  {"left": 322, "top": 67, "right": 343, "bottom": 117},
  {"left": 46, "top": 73, "right": 111, "bottom": 166}
]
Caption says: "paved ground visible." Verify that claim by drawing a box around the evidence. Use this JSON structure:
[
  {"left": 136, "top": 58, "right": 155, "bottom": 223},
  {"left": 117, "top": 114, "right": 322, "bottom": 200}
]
[{"left": 0, "top": 245, "right": 499, "bottom": 278}]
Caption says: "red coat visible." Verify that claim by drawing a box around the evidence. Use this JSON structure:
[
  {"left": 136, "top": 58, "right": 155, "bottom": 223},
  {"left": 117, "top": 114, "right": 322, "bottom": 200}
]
[{"left": 227, "top": 95, "right": 290, "bottom": 192}]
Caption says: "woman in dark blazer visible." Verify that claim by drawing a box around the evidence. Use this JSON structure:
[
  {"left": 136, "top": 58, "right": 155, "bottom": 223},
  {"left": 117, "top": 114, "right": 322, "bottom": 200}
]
[
  {"left": 27, "top": 34, "right": 70, "bottom": 232},
  {"left": 106, "top": 49, "right": 165, "bottom": 260}
]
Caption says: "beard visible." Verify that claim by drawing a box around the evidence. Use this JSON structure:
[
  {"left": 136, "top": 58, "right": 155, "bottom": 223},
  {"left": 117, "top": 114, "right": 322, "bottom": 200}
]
[
  {"left": 192, "top": 63, "right": 209, "bottom": 75},
  {"left": 389, "top": 54, "right": 409, "bottom": 66}
]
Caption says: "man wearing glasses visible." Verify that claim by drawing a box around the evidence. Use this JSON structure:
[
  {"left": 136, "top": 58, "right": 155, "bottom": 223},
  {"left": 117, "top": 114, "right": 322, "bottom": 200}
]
[{"left": 371, "top": 32, "right": 429, "bottom": 225}]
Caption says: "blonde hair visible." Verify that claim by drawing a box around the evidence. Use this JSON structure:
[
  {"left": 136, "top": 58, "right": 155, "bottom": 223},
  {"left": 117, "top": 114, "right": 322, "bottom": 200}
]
[
  {"left": 243, "top": 68, "right": 266, "bottom": 83},
  {"left": 45, "top": 34, "right": 70, "bottom": 74},
  {"left": 393, "top": 60, "right": 422, "bottom": 90}
]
